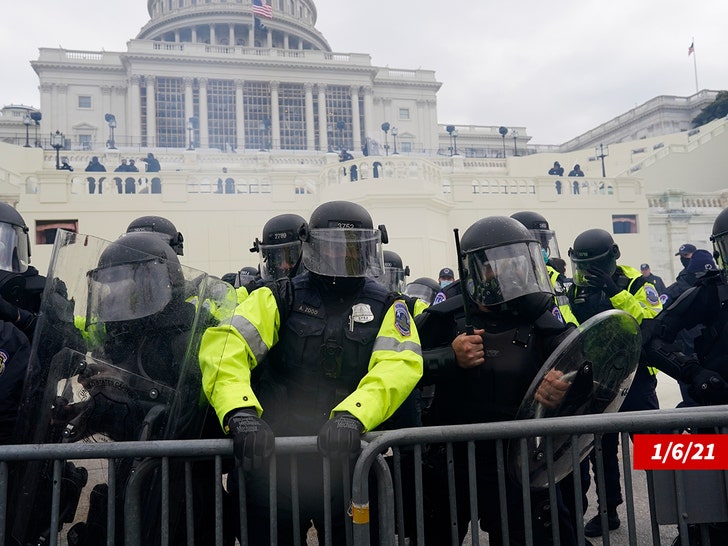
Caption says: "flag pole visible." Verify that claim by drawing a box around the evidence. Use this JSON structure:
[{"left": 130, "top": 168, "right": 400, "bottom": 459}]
[{"left": 691, "top": 37, "right": 699, "bottom": 93}]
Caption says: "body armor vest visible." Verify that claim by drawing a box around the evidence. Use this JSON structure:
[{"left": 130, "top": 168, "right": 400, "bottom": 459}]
[{"left": 260, "top": 273, "right": 391, "bottom": 436}]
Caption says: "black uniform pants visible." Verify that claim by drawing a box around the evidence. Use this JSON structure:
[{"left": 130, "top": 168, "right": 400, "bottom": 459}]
[{"left": 422, "top": 443, "right": 578, "bottom": 546}]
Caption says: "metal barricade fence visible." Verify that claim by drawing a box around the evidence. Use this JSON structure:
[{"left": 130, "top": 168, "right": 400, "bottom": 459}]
[{"left": 1, "top": 406, "right": 727, "bottom": 546}]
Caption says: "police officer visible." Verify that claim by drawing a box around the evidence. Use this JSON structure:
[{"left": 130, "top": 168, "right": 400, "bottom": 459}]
[
  {"left": 0, "top": 203, "right": 45, "bottom": 341},
  {"left": 417, "top": 216, "right": 578, "bottom": 546},
  {"left": 125, "top": 215, "right": 184, "bottom": 256},
  {"left": 641, "top": 207, "right": 728, "bottom": 545},
  {"left": 199, "top": 200, "right": 423, "bottom": 544},
  {"left": 565, "top": 228, "right": 662, "bottom": 538},
  {"left": 249, "top": 213, "right": 306, "bottom": 281},
  {"left": 511, "top": 210, "right": 579, "bottom": 325}
]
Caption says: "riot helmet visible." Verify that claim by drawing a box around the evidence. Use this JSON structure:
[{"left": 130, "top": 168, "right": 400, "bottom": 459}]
[
  {"left": 86, "top": 232, "right": 185, "bottom": 329},
  {"left": 568, "top": 228, "right": 620, "bottom": 287},
  {"left": 0, "top": 202, "right": 31, "bottom": 273},
  {"left": 510, "top": 210, "right": 561, "bottom": 262},
  {"left": 251, "top": 213, "right": 306, "bottom": 280},
  {"left": 125, "top": 215, "right": 184, "bottom": 256},
  {"left": 459, "top": 216, "right": 552, "bottom": 308},
  {"left": 301, "top": 201, "right": 386, "bottom": 278},
  {"left": 379, "top": 250, "right": 410, "bottom": 293},
  {"left": 233, "top": 266, "right": 259, "bottom": 289},
  {"left": 710, "top": 207, "right": 728, "bottom": 282},
  {"left": 403, "top": 277, "right": 441, "bottom": 305}
]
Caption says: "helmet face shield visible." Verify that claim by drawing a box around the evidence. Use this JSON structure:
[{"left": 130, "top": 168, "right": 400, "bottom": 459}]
[
  {"left": 87, "top": 259, "right": 173, "bottom": 324},
  {"left": 259, "top": 241, "right": 302, "bottom": 280},
  {"left": 404, "top": 282, "right": 438, "bottom": 305},
  {"left": 530, "top": 229, "right": 560, "bottom": 261},
  {"left": 381, "top": 267, "right": 407, "bottom": 293},
  {"left": 570, "top": 248, "right": 618, "bottom": 287},
  {"left": 712, "top": 233, "right": 728, "bottom": 281},
  {"left": 303, "top": 228, "right": 383, "bottom": 278},
  {"left": 0, "top": 222, "right": 30, "bottom": 273},
  {"left": 466, "top": 241, "right": 552, "bottom": 306}
]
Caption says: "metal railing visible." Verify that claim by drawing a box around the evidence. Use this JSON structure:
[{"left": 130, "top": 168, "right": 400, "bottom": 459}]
[{"left": 1, "top": 406, "right": 727, "bottom": 546}]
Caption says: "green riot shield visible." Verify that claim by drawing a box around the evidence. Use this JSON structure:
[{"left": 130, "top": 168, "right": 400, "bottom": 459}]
[
  {"left": 509, "top": 309, "right": 641, "bottom": 489},
  {"left": 9, "top": 230, "right": 237, "bottom": 545}
]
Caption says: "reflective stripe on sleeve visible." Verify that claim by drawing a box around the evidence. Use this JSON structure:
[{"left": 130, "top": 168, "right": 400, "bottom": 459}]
[
  {"left": 229, "top": 313, "right": 269, "bottom": 361},
  {"left": 372, "top": 336, "right": 422, "bottom": 356}
]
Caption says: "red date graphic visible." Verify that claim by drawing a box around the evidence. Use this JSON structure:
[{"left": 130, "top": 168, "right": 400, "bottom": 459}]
[{"left": 633, "top": 434, "right": 728, "bottom": 470}]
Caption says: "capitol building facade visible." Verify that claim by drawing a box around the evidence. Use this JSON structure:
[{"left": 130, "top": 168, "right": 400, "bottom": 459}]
[{"left": 0, "top": 0, "right": 726, "bottom": 282}]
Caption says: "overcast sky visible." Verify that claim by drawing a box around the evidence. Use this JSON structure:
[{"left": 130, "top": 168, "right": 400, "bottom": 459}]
[{"left": 1, "top": 0, "right": 725, "bottom": 144}]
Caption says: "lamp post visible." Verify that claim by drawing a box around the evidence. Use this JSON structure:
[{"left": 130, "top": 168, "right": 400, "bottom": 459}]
[
  {"left": 445, "top": 125, "right": 455, "bottom": 156},
  {"left": 498, "top": 126, "right": 508, "bottom": 158},
  {"left": 23, "top": 115, "right": 31, "bottom": 147},
  {"left": 259, "top": 117, "right": 271, "bottom": 150},
  {"left": 104, "top": 113, "right": 117, "bottom": 149},
  {"left": 336, "top": 120, "right": 346, "bottom": 152},
  {"left": 595, "top": 143, "right": 609, "bottom": 177},
  {"left": 51, "top": 130, "right": 65, "bottom": 170},
  {"left": 512, "top": 129, "right": 519, "bottom": 156},
  {"left": 452, "top": 129, "right": 458, "bottom": 155},
  {"left": 391, "top": 126, "right": 399, "bottom": 155},
  {"left": 30, "top": 111, "right": 42, "bottom": 147},
  {"left": 381, "top": 122, "right": 390, "bottom": 156},
  {"left": 187, "top": 116, "right": 197, "bottom": 150}
]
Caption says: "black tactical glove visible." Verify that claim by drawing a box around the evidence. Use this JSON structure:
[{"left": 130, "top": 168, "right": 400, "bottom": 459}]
[
  {"left": 585, "top": 266, "right": 620, "bottom": 297},
  {"left": 0, "top": 295, "right": 19, "bottom": 324},
  {"left": 317, "top": 412, "right": 364, "bottom": 458},
  {"left": 687, "top": 368, "right": 728, "bottom": 405},
  {"left": 226, "top": 408, "right": 275, "bottom": 470}
]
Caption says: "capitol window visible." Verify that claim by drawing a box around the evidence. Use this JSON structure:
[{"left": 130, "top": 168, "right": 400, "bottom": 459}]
[
  {"left": 612, "top": 214, "right": 638, "bottom": 234},
  {"left": 78, "top": 96, "right": 92, "bottom": 109},
  {"left": 399, "top": 108, "right": 410, "bottom": 120}
]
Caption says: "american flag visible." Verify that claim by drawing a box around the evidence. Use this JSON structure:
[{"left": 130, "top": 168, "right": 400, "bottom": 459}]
[
  {"left": 688, "top": 40, "right": 694, "bottom": 56},
  {"left": 252, "top": 0, "right": 273, "bottom": 19}
]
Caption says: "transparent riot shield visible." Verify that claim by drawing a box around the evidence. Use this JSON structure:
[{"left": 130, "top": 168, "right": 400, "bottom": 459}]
[
  {"left": 509, "top": 309, "right": 641, "bottom": 489},
  {"left": 8, "top": 230, "right": 237, "bottom": 546}
]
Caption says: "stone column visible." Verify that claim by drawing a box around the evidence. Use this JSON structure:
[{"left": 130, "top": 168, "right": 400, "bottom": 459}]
[
  {"left": 317, "top": 84, "right": 328, "bottom": 152},
  {"left": 266, "top": 28, "right": 273, "bottom": 48},
  {"left": 350, "top": 85, "right": 361, "bottom": 152},
  {"left": 283, "top": 34, "right": 289, "bottom": 50},
  {"left": 40, "top": 83, "right": 53, "bottom": 131},
  {"left": 199, "top": 77, "right": 209, "bottom": 148},
  {"left": 100, "top": 85, "right": 112, "bottom": 122},
  {"left": 304, "top": 82, "right": 315, "bottom": 151},
  {"left": 229, "top": 24, "right": 235, "bottom": 46},
  {"left": 362, "top": 86, "right": 374, "bottom": 141},
  {"left": 248, "top": 24, "right": 254, "bottom": 47},
  {"left": 210, "top": 25, "right": 216, "bottom": 45},
  {"left": 191, "top": 26, "right": 197, "bottom": 43},
  {"left": 270, "top": 81, "right": 280, "bottom": 150},
  {"left": 184, "top": 78, "right": 194, "bottom": 147},
  {"left": 235, "top": 79, "right": 245, "bottom": 149},
  {"left": 129, "top": 76, "right": 141, "bottom": 147},
  {"left": 56, "top": 84, "right": 68, "bottom": 133},
  {"left": 174, "top": 30, "right": 180, "bottom": 42},
  {"left": 145, "top": 76, "right": 156, "bottom": 147}
]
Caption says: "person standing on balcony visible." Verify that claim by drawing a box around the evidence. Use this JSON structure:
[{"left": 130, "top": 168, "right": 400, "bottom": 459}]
[{"left": 84, "top": 156, "right": 106, "bottom": 194}]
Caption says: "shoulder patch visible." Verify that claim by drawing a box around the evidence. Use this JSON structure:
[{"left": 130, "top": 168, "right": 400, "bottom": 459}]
[
  {"left": 432, "top": 291, "right": 447, "bottom": 305},
  {"left": 551, "top": 306, "right": 565, "bottom": 324},
  {"left": 393, "top": 301, "right": 411, "bottom": 337},
  {"left": 644, "top": 285, "right": 660, "bottom": 306},
  {"left": 0, "top": 349, "right": 7, "bottom": 376}
]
